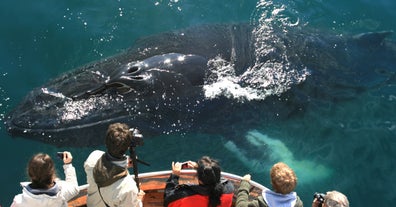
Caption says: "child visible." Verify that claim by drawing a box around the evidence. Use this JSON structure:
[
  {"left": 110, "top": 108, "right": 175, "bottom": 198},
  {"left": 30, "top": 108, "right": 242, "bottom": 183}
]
[{"left": 236, "top": 162, "right": 303, "bottom": 207}]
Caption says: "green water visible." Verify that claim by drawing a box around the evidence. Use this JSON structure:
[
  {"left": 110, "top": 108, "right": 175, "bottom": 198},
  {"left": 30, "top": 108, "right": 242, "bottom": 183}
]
[{"left": 1, "top": 0, "right": 396, "bottom": 206}]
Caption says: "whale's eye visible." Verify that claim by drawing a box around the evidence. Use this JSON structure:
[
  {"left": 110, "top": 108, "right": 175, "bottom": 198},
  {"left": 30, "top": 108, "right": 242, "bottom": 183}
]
[{"left": 128, "top": 66, "right": 139, "bottom": 73}]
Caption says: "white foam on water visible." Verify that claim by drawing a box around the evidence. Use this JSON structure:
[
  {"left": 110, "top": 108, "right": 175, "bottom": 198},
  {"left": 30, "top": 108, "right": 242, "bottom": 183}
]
[
  {"left": 203, "top": 0, "right": 310, "bottom": 102},
  {"left": 203, "top": 57, "right": 262, "bottom": 101}
]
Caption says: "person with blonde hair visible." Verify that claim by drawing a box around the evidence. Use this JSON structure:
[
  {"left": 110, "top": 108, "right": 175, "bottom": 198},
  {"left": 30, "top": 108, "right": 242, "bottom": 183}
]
[
  {"left": 312, "top": 190, "right": 349, "bottom": 207},
  {"left": 11, "top": 152, "right": 78, "bottom": 207},
  {"left": 236, "top": 162, "right": 303, "bottom": 207}
]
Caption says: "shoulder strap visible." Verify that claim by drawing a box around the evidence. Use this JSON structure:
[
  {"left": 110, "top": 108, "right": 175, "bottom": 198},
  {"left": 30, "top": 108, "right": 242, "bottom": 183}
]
[
  {"left": 94, "top": 153, "right": 130, "bottom": 207},
  {"left": 98, "top": 186, "right": 110, "bottom": 207}
]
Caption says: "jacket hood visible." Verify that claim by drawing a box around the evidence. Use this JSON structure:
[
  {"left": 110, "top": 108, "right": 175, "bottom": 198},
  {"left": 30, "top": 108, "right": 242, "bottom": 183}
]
[
  {"left": 263, "top": 190, "right": 297, "bottom": 207},
  {"left": 93, "top": 153, "right": 128, "bottom": 188},
  {"left": 13, "top": 182, "right": 66, "bottom": 206}
]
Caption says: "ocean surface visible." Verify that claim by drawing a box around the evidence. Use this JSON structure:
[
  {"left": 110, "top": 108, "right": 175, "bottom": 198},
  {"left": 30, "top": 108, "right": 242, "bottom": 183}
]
[{"left": 1, "top": 0, "right": 395, "bottom": 206}]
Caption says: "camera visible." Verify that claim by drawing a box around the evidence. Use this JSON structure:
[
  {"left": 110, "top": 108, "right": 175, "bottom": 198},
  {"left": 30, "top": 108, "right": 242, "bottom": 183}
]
[
  {"left": 313, "top": 192, "right": 326, "bottom": 207},
  {"left": 181, "top": 162, "right": 189, "bottom": 169},
  {"left": 130, "top": 128, "right": 144, "bottom": 147},
  {"left": 56, "top": 152, "right": 64, "bottom": 160}
]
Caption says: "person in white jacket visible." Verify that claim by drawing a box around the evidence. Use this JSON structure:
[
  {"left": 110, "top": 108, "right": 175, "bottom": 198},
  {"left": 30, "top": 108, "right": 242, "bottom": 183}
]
[
  {"left": 11, "top": 151, "right": 79, "bottom": 207},
  {"left": 84, "top": 123, "right": 145, "bottom": 207}
]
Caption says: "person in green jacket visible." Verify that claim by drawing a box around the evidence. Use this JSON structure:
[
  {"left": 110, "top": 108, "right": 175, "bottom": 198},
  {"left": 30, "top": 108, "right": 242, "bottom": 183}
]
[{"left": 236, "top": 162, "right": 303, "bottom": 207}]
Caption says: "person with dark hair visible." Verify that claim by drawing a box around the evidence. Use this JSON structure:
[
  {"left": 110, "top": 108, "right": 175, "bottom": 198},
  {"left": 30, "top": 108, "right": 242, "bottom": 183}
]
[
  {"left": 11, "top": 152, "right": 78, "bottom": 207},
  {"left": 84, "top": 122, "right": 145, "bottom": 207},
  {"left": 236, "top": 162, "right": 303, "bottom": 207},
  {"left": 312, "top": 190, "right": 349, "bottom": 207},
  {"left": 164, "top": 156, "right": 234, "bottom": 207}
]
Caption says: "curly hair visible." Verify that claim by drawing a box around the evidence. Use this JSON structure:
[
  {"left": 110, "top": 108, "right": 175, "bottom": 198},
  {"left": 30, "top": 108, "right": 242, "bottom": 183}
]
[
  {"left": 325, "top": 191, "right": 350, "bottom": 207},
  {"left": 28, "top": 153, "right": 56, "bottom": 189},
  {"left": 270, "top": 162, "right": 297, "bottom": 194},
  {"left": 105, "top": 123, "right": 132, "bottom": 158}
]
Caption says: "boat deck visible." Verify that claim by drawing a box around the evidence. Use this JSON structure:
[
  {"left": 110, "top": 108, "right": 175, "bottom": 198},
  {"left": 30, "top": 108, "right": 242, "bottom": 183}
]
[{"left": 68, "top": 170, "right": 266, "bottom": 207}]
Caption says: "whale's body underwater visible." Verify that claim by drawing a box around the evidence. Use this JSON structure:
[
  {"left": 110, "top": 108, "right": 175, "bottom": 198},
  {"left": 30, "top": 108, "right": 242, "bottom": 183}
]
[{"left": 4, "top": 23, "right": 396, "bottom": 146}]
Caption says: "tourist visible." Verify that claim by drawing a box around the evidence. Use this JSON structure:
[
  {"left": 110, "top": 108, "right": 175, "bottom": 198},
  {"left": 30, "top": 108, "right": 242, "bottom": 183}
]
[
  {"left": 164, "top": 156, "right": 234, "bottom": 207},
  {"left": 312, "top": 190, "right": 349, "bottom": 207},
  {"left": 11, "top": 151, "right": 78, "bottom": 207},
  {"left": 236, "top": 162, "right": 303, "bottom": 207},
  {"left": 84, "top": 123, "right": 145, "bottom": 207}
]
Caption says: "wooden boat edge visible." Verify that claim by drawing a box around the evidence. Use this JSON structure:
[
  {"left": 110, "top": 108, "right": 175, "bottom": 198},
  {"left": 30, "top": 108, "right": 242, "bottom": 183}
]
[{"left": 68, "top": 170, "right": 268, "bottom": 207}]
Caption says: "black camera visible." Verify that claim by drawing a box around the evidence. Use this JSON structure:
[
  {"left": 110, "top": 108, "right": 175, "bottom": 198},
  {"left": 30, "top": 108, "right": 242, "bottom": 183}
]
[
  {"left": 56, "top": 152, "right": 64, "bottom": 159},
  {"left": 181, "top": 162, "right": 189, "bottom": 169},
  {"left": 313, "top": 192, "right": 326, "bottom": 207},
  {"left": 130, "top": 128, "right": 144, "bottom": 147}
]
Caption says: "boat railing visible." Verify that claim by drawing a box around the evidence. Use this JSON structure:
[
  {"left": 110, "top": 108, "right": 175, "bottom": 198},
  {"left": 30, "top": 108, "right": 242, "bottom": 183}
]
[{"left": 68, "top": 170, "right": 268, "bottom": 207}]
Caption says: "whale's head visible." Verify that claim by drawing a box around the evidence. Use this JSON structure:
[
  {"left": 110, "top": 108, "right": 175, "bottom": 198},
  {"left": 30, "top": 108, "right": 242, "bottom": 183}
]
[{"left": 5, "top": 53, "right": 208, "bottom": 146}]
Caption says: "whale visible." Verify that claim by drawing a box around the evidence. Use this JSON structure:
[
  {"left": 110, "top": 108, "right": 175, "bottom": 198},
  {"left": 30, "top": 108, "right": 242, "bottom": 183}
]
[{"left": 4, "top": 23, "right": 396, "bottom": 147}]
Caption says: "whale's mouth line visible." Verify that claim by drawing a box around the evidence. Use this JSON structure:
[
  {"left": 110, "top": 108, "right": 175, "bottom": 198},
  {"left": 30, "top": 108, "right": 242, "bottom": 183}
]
[{"left": 7, "top": 114, "right": 136, "bottom": 134}]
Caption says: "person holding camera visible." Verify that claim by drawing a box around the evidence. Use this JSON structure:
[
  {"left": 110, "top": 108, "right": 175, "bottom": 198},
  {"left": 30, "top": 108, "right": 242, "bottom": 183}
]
[
  {"left": 11, "top": 151, "right": 79, "bottom": 207},
  {"left": 236, "top": 162, "right": 303, "bottom": 207},
  {"left": 164, "top": 156, "right": 234, "bottom": 207},
  {"left": 312, "top": 191, "right": 349, "bottom": 207},
  {"left": 84, "top": 123, "right": 145, "bottom": 207}
]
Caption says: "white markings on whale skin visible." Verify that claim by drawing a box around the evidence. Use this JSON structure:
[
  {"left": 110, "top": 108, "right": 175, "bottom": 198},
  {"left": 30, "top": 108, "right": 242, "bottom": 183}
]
[{"left": 225, "top": 130, "right": 332, "bottom": 184}]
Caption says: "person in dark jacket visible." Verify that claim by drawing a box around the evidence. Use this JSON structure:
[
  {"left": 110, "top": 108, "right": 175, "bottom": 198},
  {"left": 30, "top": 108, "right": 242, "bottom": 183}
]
[
  {"left": 236, "top": 162, "right": 303, "bottom": 207},
  {"left": 164, "top": 156, "right": 234, "bottom": 207}
]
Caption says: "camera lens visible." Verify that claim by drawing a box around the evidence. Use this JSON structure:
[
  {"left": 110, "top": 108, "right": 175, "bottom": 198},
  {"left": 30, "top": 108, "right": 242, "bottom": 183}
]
[{"left": 313, "top": 192, "right": 325, "bottom": 207}]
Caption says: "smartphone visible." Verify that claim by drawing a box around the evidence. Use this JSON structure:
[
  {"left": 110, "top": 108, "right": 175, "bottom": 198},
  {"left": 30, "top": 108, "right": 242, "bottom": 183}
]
[
  {"left": 181, "top": 162, "right": 189, "bottom": 169},
  {"left": 56, "top": 152, "right": 64, "bottom": 160}
]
